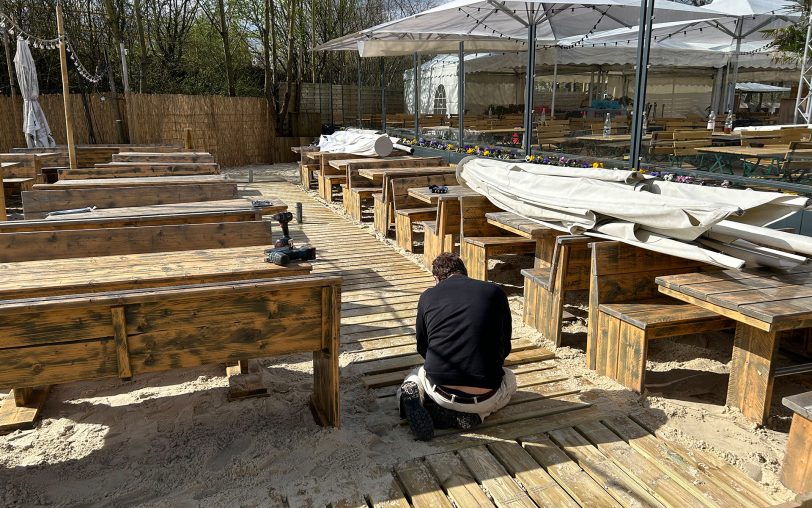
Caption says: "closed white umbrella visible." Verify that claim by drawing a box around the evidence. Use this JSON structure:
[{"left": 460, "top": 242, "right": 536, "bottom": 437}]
[{"left": 13, "top": 39, "right": 55, "bottom": 148}]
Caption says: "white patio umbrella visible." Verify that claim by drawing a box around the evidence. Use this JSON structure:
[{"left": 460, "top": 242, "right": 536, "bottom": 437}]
[{"left": 13, "top": 38, "right": 55, "bottom": 148}]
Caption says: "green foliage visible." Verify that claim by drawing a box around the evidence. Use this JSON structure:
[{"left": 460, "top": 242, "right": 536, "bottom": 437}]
[{"left": 765, "top": 1, "right": 809, "bottom": 59}]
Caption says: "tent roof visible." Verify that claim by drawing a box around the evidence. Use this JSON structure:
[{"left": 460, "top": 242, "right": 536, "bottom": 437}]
[{"left": 735, "top": 82, "right": 791, "bottom": 92}]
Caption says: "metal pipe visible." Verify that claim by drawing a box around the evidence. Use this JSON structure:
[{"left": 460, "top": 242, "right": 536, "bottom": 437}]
[
  {"left": 551, "top": 50, "right": 558, "bottom": 119},
  {"left": 725, "top": 18, "right": 744, "bottom": 114},
  {"left": 794, "top": 10, "right": 812, "bottom": 124},
  {"left": 357, "top": 57, "right": 362, "bottom": 128},
  {"left": 413, "top": 52, "right": 420, "bottom": 140},
  {"left": 380, "top": 58, "right": 387, "bottom": 131},
  {"left": 458, "top": 41, "right": 465, "bottom": 146},
  {"left": 523, "top": 20, "right": 537, "bottom": 156},
  {"left": 629, "top": 0, "right": 655, "bottom": 171}
]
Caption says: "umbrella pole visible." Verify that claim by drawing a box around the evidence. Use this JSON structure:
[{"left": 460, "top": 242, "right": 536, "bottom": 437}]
[
  {"left": 56, "top": 2, "right": 78, "bottom": 170},
  {"left": 523, "top": 21, "right": 537, "bottom": 156},
  {"left": 629, "top": 0, "right": 654, "bottom": 172},
  {"left": 458, "top": 41, "right": 465, "bottom": 146},
  {"left": 725, "top": 18, "right": 743, "bottom": 114},
  {"left": 413, "top": 52, "right": 420, "bottom": 141}
]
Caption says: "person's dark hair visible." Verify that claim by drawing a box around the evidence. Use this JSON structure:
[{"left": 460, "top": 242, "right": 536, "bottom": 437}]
[{"left": 432, "top": 252, "right": 467, "bottom": 281}]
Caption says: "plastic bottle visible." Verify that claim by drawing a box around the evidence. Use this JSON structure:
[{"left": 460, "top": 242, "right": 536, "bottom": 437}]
[
  {"left": 641, "top": 110, "right": 648, "bottom": 134},
  {"left": 724, "top": 110, "right": 733, "bottom": 134},
  {"left": 707, "top": 110, "right": 716, "bottom": 131},
  {"left": 540, "top": 107, "right": 547, "bottom": 125},
  {"left": 603, "top": 113, "right": 612, "bottom": 138}
]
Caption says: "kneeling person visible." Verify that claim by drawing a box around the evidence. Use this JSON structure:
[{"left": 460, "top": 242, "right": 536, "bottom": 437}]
[{"left": 397, "top": 252, "right": 517, "bottom": 441}]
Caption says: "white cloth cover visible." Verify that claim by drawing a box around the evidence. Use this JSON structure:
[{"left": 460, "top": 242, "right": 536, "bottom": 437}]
[
  {"left": 457, "top": 156, "right": 811, "bottom": 268},
  {"left": 317, "top": 130, "right": 394, "bottom": 156},
  {"left": 14, "top": 39, "right": 55, "bottom": 148}
]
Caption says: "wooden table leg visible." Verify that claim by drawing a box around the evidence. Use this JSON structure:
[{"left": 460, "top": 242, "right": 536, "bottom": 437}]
[
  {"left": 726, "top": 323, "right": 779, "bottom": 424},
  {"left": 311, "top": 286, "right": 341, "bottom": 427},
  {"left": 0, "top": 387, "right": 51, "bottom": 432}
]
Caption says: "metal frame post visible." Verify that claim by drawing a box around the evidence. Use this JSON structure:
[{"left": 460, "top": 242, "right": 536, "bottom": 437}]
[
  {"left": 458, "top": 41, "right": 465, "bottom": 145},
  {"left": 357, "top": 57, "right": 362, "bottom": 128},
  {"left": 795, "top": 9, "right": 812, "bottom": 124},
  {"left": 629, "top": 0, "right": 655, "bottom": 171},
  {"left": 413, "top": 52, "right": 420, "bottom": 140},
  {"left": 551, "top": 49, "right": 558, "bottom": 119},
  {"left": 724, "top": 18, "right": 743, "bottom": 114},
  {"left": 523, "top": 21, "right": 537, "bottom": 156}
]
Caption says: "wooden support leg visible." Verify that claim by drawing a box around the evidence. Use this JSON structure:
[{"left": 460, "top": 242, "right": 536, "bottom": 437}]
[
  {"left": 226, "top": 360, "right": 270, "bottom": 401},
  {"left": 782, "top": 413, "right": 812, "bottom": 493},
  {"left": 0, "top": 387, "right": 51, "bottom": 432},
  {"left": 373, "top": 198, "right": 387, "bottom": 235},
  {"left": 594, "top": 311, "right": 621, "bottom": 381},
  {"left": 342, "top": 186, "right": 351, "bottom": 212},
  {"left": 395, "top": 214, "right": 414, "bottom": 251},
  {"left": 311, "top": 286, "right": 341, "bottom": 427},
  {"left": 727, "top": 324, "right": 778, "bottom": 424},
  {"left": 538, "top": 286, "right": 565, "bottom": 346},
  {"left": 618, "top": 322, "right": 648, "bottom": 393},
  {"left": 523, "top": 277, "right": 536, "bottom": 330},
  {"left": 423, "top": 230, "right": 441, "bottom": 266},
  {"left": 461, "top": 243, "right": 487, "bottom": 281}
]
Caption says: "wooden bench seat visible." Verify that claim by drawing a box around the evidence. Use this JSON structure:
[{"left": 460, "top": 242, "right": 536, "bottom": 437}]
[
  {"left": 3, "top": 177, "right": 34, "bottom": 194},
  {"left": 348, "top": 187, "right": 377, "bottom": 221},
  {"left": 461, "top": 236, "right": 536, "bottom": 281},
  {"left": 0, "top": 275, "right": 342, "bottom": 430},
  {"left": 396, "top": 207, "right": 436, "bottom": 251},
  {"left": 320, "top": 174, "right": 347, "bottom": 201},
  {"left": 782, "top": 392, "right": 812, "bottom": 493},
  {"left": 586, "top": 241, "right": 732, "bottom": 392}
]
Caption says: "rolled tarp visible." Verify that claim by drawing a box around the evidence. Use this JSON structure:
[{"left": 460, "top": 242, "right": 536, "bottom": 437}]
[{"left": 318, "top": 130, "right": 394, "bottom": 156}]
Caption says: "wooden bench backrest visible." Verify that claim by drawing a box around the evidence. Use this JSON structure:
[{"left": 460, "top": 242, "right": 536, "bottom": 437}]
[
  {"left": 587, "top": 240, "right": 714, "bottom": 366},
  {"left": 111, "top": 152, "right": 215, "bottom": 163},
  {"left": 781, "top": 141, "right": 812, "bottom": 174},
  {"left": 0, "top": 275, "right": 341, "bottom": 393},
  {"left": 0, "top": 153, "right": 41, "bottom": 180},
  {"left": 648, "top": 131, "right": 675, "bottom": 155},
  {"left": 390, "top": 173, "right": 459, "bottom": 211},
  {"left": 549, "top": 236, "right": 592, "bottom": 293},
  {"left": 0, "top": 210, "right": 261, "bottom": 233},
  {"left": 22, "top": 183, "right": 239, "bottom": 219},
  {"left": 459, "top": 197, "right": 504, "bottom": 237},
  {"left": 672, "top": 130, "right": 712, "bottom": 156},
  {"left": 345, "top": 157, "right": 444, "bottom": 171},
  {"left": 664, "top": 121, "right": 706, "bottom": 131},
  {"left": 0, "top": 221, "right": 274, "bottom": 262}
]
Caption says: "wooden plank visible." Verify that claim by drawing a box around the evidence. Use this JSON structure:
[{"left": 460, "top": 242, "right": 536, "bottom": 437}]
[
  {"left": 486, "top": 440, "right": 579, "bottom": 508},
  {"left": 424, "top": 452, "right": 493, "bottom": 507},
  {"left": 456, "top": 446, "right": 537, "bottom": 508},
  {"left": 548, "top": 426, "right": 666, "bottom": 508},
  {"left": 782, "top": 413, "right": 812, "bottom": 494},
  {"left": 394, "top": 460, "right": 454, "bottom": 508},
  {"left": 0, "top": 387, "right": 50, "bottom": 432},
  {"left": 36, "top": 174, "right": 228, "bottom": 188},
  {"left": 521, "top": 433, "right": 623, "bottom": 507},
  {"left": 111, "top": 306, "right": 132, "bottom": 380},
  {"left": 602, "top": 416, "right": 767, "bottom": 508},
  {"left": 59, "top": 163, "right": 220, "bottom": 179},
  {"left": 576, "top": 421, "right": 716, "bottom": 508},
  {"left": 22, "top": 183, "right": 239, "bottom": 218},
  {"left": 726, "top": 324, "right": 779, "bottom": 424},
  {"left": 0, "top": 221, "right": 274, "bottom": 262},
  {"left": 367, "top": 477, "right": 411, "bottom": 508}
]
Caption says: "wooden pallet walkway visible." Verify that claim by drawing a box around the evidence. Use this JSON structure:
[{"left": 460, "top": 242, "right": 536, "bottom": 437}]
[{"left": 250, "top": 181, "right": 778, "bottom": 508}]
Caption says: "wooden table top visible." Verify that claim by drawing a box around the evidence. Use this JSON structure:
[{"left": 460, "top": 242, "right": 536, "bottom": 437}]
[
  {"left": 407, "top": 185, "right": 480, "bottom": 205},
  {"left": 485, "top": 211, "right": 555, "bottom": 239},
  {"left": 357, "top": 166, "right": 455, "bottom": 179},
  {"left": 656, "top": 266, "right": 812, "bottom": 332},
  {"left": 0, "top": 162, "right": 20, "bottom": 168},
  {"left": 0, "top": 246, "right": 312, "bottom": 300},
  {"left": 41, "top": 198, "right": 286, "bottom": 220},
  {"left": 477, "top": 127, "right": 525, "bottom": 134},
  {"left": 41, "top": 175, "right": 229, "bottom": 188},
  {"left": 694, "top": 145, "right": 790, "bottom": 158}
]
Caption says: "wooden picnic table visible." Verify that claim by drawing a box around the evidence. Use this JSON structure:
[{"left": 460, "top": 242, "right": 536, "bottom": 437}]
[
  {"left": 0, "top": 245, "right": 312, "bottom": 301},
  {"left": 694, "top": 144, "right": 791, "bottom": 173},
  {"left": 575, "top": 134, "right": 652, "bottom": 143},
  {"left": 485, "top": 211, "right": 559, "bottom": 267},
  {"left": 656, "top": 266, "right": 812, "bottom": 424},
  {"left": 407, "top": 184, "right": 480, "bottom": 206}
]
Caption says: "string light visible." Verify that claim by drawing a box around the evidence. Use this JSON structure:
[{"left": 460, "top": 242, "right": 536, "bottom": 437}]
[{"left": 0, "top": 12, "right": 103, "bottom": 83}]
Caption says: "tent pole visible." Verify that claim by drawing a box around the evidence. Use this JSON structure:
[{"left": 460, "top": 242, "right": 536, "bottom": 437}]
[
  {"left": 629, "top": 0, "right": 654, "bottom": 172},
  {"left": 589, "top": 71, "right": 595, "bottom": 105},
  {"left": 551, "top": 49, "right": 558, "bottom": 119},
  {"left": 725, "top": 17, "right": 743, "bottom": 114},
  {"left": 56, "top": 2, "right": 77, "bottom": 170},
  {"left": 413, "top": 52, "right": 420, "bottom": 140},
  {"left": 380, "top": 58, "right": 386, "bottom": 131},
  {"left": 523, "top": 21, "right": 537, "bottom": 156},
  {"left": 711, "top": 66, "right": 724, "bottom": 114},
  {"left": 458, "top": 41, "right": 465, "bottom": 145},
  {"left": 357, "top": 56, "right": 362, "bottom": 128}
]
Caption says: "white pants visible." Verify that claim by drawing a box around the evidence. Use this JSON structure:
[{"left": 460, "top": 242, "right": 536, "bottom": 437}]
[{"left": 396, "top": 366, "right": 517, "bottom": 421}]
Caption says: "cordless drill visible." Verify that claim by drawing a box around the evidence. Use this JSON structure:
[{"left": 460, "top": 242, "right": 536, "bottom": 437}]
[{"left": 265, "top": 211, "right": 317, "bottom": 266}]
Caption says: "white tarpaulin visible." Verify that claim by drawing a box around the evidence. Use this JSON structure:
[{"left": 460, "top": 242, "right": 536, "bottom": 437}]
[
  {"left": 457, "top": 156, "right": 810, "bottom": 268},
  {"left": 13, "top": 39, "right": 55, "bottom": 148},
  {"left": 318, "top": 130, "right": 397, "bottom": 156}
]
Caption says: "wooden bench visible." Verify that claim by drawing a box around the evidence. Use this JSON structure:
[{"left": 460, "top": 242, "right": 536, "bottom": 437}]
[
  {"left": 586, "top": 241, "right": 733, "bottom": 392},
  {"left": 522, "top": 235, "right": 591, "bottom": 346},
  {"left": 458, "top": 198, "right": 535, "bottom": 280},
  {"left": 782, "top": 392, "right": 812, "bottom": 493},
  {"left": 22, "top": 182, "right": 239, "bottom": 219},
  {"left": 392, "top": 174, "right": 459, "bottom": 251},
  {"left": 59, "top": 163, "right": 220, "bottom": 179},
  {"left": 0, "top": 221, "right": 276, "bottom": 262},
  {"left": 670, "top": 130, "right": 712, "bottom": 167},
  {"left": 0, "top": 276, "right": 342, "bottom": 430},
  {"left": 34, "top": 174, "right": 229, "bottom": 189},
  {"left": 421, "top": 197, "right": 463, "bottom": 266}
]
